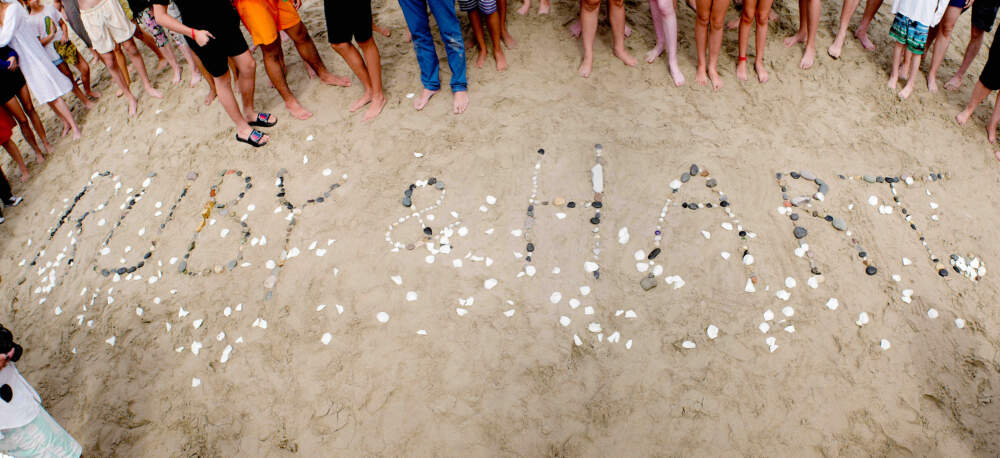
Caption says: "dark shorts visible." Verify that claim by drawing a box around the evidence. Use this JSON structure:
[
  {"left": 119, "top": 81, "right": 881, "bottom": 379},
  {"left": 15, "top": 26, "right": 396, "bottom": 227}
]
[
  {"left": 980, "top": 32, "right": 1000, "bottom": 89},
  {"left": 950, "top": 0, "right": 966, "bottom": 8},
  {"left": 324, "top": 0, "right": 373, "bottom": 44},
  {"left": 188, "top": 16, "right": 249, "bottom": 77},
  {"left": 0, "top": 69, "right": 25, "bottom": 103},
  {"left": 972, "top": 0, "right": 1000, "bottom": 32}
]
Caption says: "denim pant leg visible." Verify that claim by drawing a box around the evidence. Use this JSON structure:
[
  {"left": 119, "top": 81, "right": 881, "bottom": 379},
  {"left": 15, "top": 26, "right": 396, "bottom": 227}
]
[
  {"left": 427, "top": 0, "right": 468, "bottom": 92},
  {"left": 398, "top": 0, "right": 441, "bottom": 91}
]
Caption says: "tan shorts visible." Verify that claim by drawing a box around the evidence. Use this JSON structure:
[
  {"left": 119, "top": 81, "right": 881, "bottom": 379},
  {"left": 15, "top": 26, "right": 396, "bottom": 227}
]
[{"left": 81, "top": 0, "right": 137, "bottom": 54}]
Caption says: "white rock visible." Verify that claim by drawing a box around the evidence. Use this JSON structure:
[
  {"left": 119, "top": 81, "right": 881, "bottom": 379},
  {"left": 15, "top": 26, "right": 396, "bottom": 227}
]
[
  {"left": 550, "top": 292, "right": 562, "bottom": 304},
  {"left": 742, "top": 254, "right": 754, "bottom": 265},
  {"left": 456, "top": 308, "right": 468, "bottom": 316},
  {"left": 191, "top": 341, "right": 203, "bottom": 355},
  {"left": 782, "top": 306, "right": 795, "bottom": 317},
  {"left": 584, "top": 306, "right": 594, "bottom": 315},
  {"left": 955, "top": 318, "right": 966, "bottom": 329},
  {"left": 764, "top": 309, "right": 775, "bottom": 321},
  {"left": 902, "top": 289, "right": 913, "bottom": 297},
  {"left": 826, "top": 298, "right": 839, "bottom": 310},
  {"left": 902, "top": 257, "right": 912, "bottom": 266},
  {"left": 584, "top": 261, "right": 599, "bottom": 272},
  {"left": 315, "top": 304, "right": 325, "bottom": 312},
  {"left": 776, "top": 290, "right": 791, "bottom": 301},
  {"left": 892, "top": 274, "right": 902, "bottom": 282},
  {"left": 745, "top": 278, "right": 756, "bottom": 293},
  {"left": 784, "top": 277, "right": 797, "bottom": 288},
  {"left": 880, "top": 339, "right": 891, "bottom": 350},
  {"left": 452, "top": 259, "right": 463, "bottom": 268},
  {"left": 588, "top": 322, "right": 602, "bottom": 333},
  {"left": 707, "top": 325, "right": 719, "bottom": 339},
  {"left": 670, "top": 179, "right": 681, "bottom": 190},
  {"left": 681, "top": 341, "right": 696, "bottom": 349},
  {"left": 580, "top": 286, "right": 591, "bottom": 296},
  {"left": 569, "top": 298, "right": 581, "bottom": 309},
  {"left": 759, "top": 322, "right": 770, "bottom": 333},
  {"left": 574, "top": 334, "right": 583, "bottom": 346},
  {"left": 105, "top": 336, "right": 116, "bottom": 346},
  {"left": 807, "top": 276, "right": 819, "bottom": 289},
  {"left": 525, "top": 265, "right": 536, "bottom": 276},
  {"left": 721, "top": 222, "right": 733, "bottom": 231},
  {"left": 701, "top": 230, "right": 711, "bottom": 239},
  {"left": 406, "top": 291, "right": 418, "bottom": 301},
  {"left": 193, "top": 319, "right": 203, "bottom": 329},
  {"left": 784, "top": 325, "right": 795, "bottom": 333},
  {"left": 618, "top": 227, "right": 630, "bottom": 244},
  {"left": 391, "top": 275, "right": 403, "bottom": 285},
  {"left": 425, "top": 255, "right": 435, "bottom": 264},
  {"left": 221, "top": 345, "right": 233, "bottom": 362},
  {"left": 927, "top": 308, "right": 939, "bottom": 319},
  {"left": 376, "top": 312, "right": 390, "bottom": 323},
  {"left": 721, "top": 251, "right": 731, "bottom": 260},
  {"left": 484, "top": 278, "right": 498, "bottom": 290},
  {"left": 192, "top": 378, "right": 201, "bottom": 388},
  {"left": 591, "top": 164, "right": 604, "bottom": 193},
  {"left": 559, "top": 316, "right": 571, "bottom": 327},
  {"left": 636, "top": 262, "right": 649, "bottom": 273},
  {"left": 555, "top": 213, "right": 566, "bottom": 219},
  {"left": 868, "top": 195, "right": 879, "bottom": 206},
  {"left": 856, "top": 312, "right": 870, "bottom": 326}
]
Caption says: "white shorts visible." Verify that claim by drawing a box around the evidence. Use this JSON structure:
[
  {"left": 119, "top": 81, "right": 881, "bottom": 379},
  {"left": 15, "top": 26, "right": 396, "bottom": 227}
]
[{"left": 80, "top": 0, "right": 136, "bottom": 54}]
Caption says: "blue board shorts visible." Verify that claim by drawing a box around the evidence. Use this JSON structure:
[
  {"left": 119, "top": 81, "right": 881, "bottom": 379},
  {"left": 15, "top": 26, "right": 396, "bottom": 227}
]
[{"left": 890, "top": 13, "right": 929, "bottom": 55}]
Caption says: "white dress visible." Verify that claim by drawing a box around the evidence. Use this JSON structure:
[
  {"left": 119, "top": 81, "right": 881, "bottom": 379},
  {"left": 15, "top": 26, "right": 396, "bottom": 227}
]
[{"left": 0, "top": 3, "right": 70, "bottom": 103}]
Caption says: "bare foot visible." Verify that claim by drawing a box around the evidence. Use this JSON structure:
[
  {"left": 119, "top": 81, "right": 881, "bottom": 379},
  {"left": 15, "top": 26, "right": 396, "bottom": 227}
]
[
  {"left": 614, "top": 47, "right": 638, "bottom": 67},
  {"left": 362, "top": 94, "right": 387, "bottom": 122},
  {"left": 320, "top": 73, "right": 351, "bottom": 87},
  {"left": 799, "top": 46, "right": 816, "bottom": 70},
  {"left": 453, "top": 91, "right": 470, "bottom": 114},
  {"left": 784, "top": 32, "right": 805, "bottom": 48},
  {"left": 828, "top": 40, "right": 844, "bottom": 59},
  {"left": 539, "top": 0, "right": 550, "bottom": 14},
  {"left": 898, "top": 83, "right": 915, "bottom": 99},
  {"left": 204, "top": 90, "right": 217, "bottom": 106},
  {"left": 696, "top": 64, "right": 708, "bottom": 86},
  {"left": 286, "top": 100, "right": 313, "bottom": 120},
  {"left": 944, "top": 75, "right": 962, "bottom": 91},
  {"left": 128, "top": 97, "right": 138, "bottom": 116},
  {"left": 928, "top": 76, "right": 939, "bottom": 93},
  {"left": 60, "top": 121, "right": 70, "bottom": 137},
  {"left": 755, "top": 60, "right": 769, "bottom": 83},
  {"left": 306, "top": 64, "right": 318, "bottom": 79},
  {"left": 855, "top": 30, "right": 875, "bottom": 50},
  {"left": 502, "top": 30, "right": 517, "bottom": 49},
  {"left": 18, "top": 168, "right": 29, "bottom": 183},
  {"left": 415, "top": 88, "right": 438, "bottom": 110},
  {"left": 646, "top": 45, "right": 664, "bottom": 63},
  {"left": 994, "top": 150, "right": 1000, "bottom": 161},
  {"left": 171, "top": 69, "right": 182, "bottom": 85},
  {"left": 475, "top": 48, "right": 487, "bottom": 69},
  {"left": 41, "top": 141, "right": 52, "bottom": 155},
  {"left": 956, "top": 109, "right": 972, "bottom": 125},
  {"left": 350, "top": 91, "right": 372, "bottom": 112},
  {"left": 569, "top": 20, "right": 581, "bottom": 38},
  {"left": 35, "top": 151, "right": 45, "bottom": 163},
  {"left": 669, "top": 60, "right": 686, "bottom": 86},
  {"left": 155, "top": 59, "right": 167, "bottom": 71},
  {"left": 887, "top": 75, "right": 898, "bottom": 91},
  {"left": 87, "top": 90, "right": 102, "bottom": 99},
  {"left": 518, "top": 0, "right": 530, "bottom": 14},
  {"left": 708, "top": 67, "right": 723, "bottom": 91},
  {"left": 145, "top": 86, "right": 164, "bottom": 98},
  {"left": 405, "top": 31, "right": 412, "bottom": 42},
  {"left": 579, "top": 54, "right": 594, "bottom": 77},
  {"left": 736, "top": 59, "right": 748, "bottom": 81},
  {"left": 495, "top": 48, "right": 509, "bottom": 71},
  {"left": 70, "top": 126, "right": 81, "bottom": 140},
  {"left": 116, "top": 88, "right": 124, "bottom": 98}
]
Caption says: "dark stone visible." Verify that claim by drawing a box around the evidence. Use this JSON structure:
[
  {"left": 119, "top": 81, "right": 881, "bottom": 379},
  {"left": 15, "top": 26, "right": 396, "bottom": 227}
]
[
  {"left": 137, "top": 261, "right": 144, "bottom": 268},
  {"left": 226, "top": 260, "right": 237, "bottom": 270},
  {"left": 790, "top": 172, "right": 801, "bottom": 179},
  {"left": 423, "top": 227, "right": 432, "bottom": 236},
  {"left": 126, "top": 266, "right": 136, "bottom": 274},
  {"left": 818, "top": 184, "right": 829, "bottom": 194},
  {"left": 593, "top": 202, "right": 603, "bottom": 209},
  {"left": 832, "top": 218, "right": 847, "bottom": 231},
  {"left": 682, "top": 203, "right": 688, "bottom": 208},
  {"left": 825, "top": 215, "right": 834, "bottom": 222},
  {"left": 790, "top": 213, "right": 799, "bottom": 221},
  {"left": 648, "top": 248, "right": 661, "bottom": 260},
  {"left": 435, "top": 181, "right": 445, "bottom": 190},
  {"left": 428, "top": 177, "right": 437, "bottom": 185},
  {"left": 859, "top": 251, "right": 867, "bottom": 258},
  {"left": 101, "top": 269, "right": 110, "bottom": 277},
  {"left": 801, "top": 170, "right": 816, "bottom": 180},
  {"left": 776, "top": 173, "right": 783, "bottom": 180},
  {"left": 738, "top": 230, "right": 747, "bottom": 237},
  {"left": 316, "top": 197, "right": 324, "bottom": 203},
  {"left": 706, "top": 178, "right": 717, "bottom": 188},
  {"left": 116, "top": 267, "right": 127, "bottom": 275},
  {"left": 680, "top": 172, "right": 691, "bottom": 183},
  {"left": 876, "top": 176, "right": 884, "bottom": 183},
  {"left": 526, "top": 243, "right": 534, "bottom": 252},
  {"left": 143, "top": 252, "right": 152, "bottom": 259},
  {"left": 590, "top": 217, "right": 600, "bottom": 225},
  {"left": 640, "top": 275, "right": 657, "bottom": 291},
  {"left": 404, "top": 189, "right": 412, "bottom": 198},
  {"left": 706, "top": 203, "right": 713, "bottom": 208},
  {"left": 866, "top": 266, "right": 877, "bottom": 275},
  {"left": 794, "top": 227, "right": 808, "bottom": 239},
  {"left": 525, "top": 256, "right": 532, "bottom": 262},
  {"left": 567, "top": 202, "right": 576, "bottom": 208},
  {"left": 402, "top": 197, "right": 412, "bottom": 207},
  {"left": 939, "top": 269, "right": 949, "bottom": 277},
  {"left": 537, "top": 148, "right": 545, "bottom": 155},
  {"left": 863, "top": 175, "right": 876, "bottom": 183},
  {"left": 689, "top": 164, "right": 699, "bottom": 176},
  {"left": 950, "top": 254, "right": 960, "bottom": 261},
  {"left": 720, "top": 201, "right": 729, "bottom": 207}
]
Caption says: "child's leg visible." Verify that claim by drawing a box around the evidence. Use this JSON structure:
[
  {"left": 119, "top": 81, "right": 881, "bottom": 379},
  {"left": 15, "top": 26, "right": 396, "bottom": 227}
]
[
  {"left": 900, "top": 50, "right": 912, "bottom": 79},
  {"left": 707, "top": 0, "right": 729, "bottom": 90},
  {"left": 647, "top": 0, "right": 667, "bottom": 63},
  {"left": 468, "top": 10, "right": 488, "bottom": 69},
  {"left": 754, "top": 0, "right": 774, "bottom": 82},
  {"left": 121, "top": 39, "right": 164, "bottom": 98},
  {"left": 484, "top": 6, "right": 508, "bottom": 71},
  {"left": 47, "top": 98, "right": 80, "bottom": 140},
  {"left": 888, "top": 42, "right": 903, "bottom": 89},
  {"left": 73, "top": 53, "right": 99, "bottom": 98},
  {"left": 331, "top": 41, "right": 375, "bottom": 110},
  {"left": 2, "top": 132, "right": 30, "bottom": 181},
  {"left": 498, "top": 0, "right": 516, "bottom": 47},
  {"left": 799, "top": 0, "right": 819, "bottom": 69},
  {"left": 926, "top": 6, "right": 961, "bottom": 92},
  {"left": 957, "top": 81, "right": 992, "bottom": 124},
  {"left": 609, "top": 0, "right": 638, "bottom": 66},
  {"left": 136, "top": 27, "right": 166, "bottom": 66},
  {"left": 16, "top": 87, "right": 50, "bottom": 154},
  {"left": 57, "top": 62, "right": 93, "bottom": 108},
  {"left": 695, "top": 0, "right": 711, "bottom": 85},
  {"left": 855, "top": 0, "right": 884, "bottom": 50},
  {"left": 662, "top": 0, "right": 683, "bottom": 85},
  {"left": 5, "top": 98, "right": 43, "bottom": 159},
  {"left": 784, "top": 0, "right": 807, "bottom": 46},
  {"left": 829, "top": 0, "right": 861, "bottom": 58},
  {"left": 540, "top": 0, "right": 551, "bottom": 14},
  {"left": 988, "top": 92, "right": 1000, "bottom": 142},
  {"left": 357, "top": 38, "right": 385, "bottom": 121},
  {"left": 898, "top": 50, "right": 922, "bottom": 98},
  {"left": 737, "top": 0, "right": 757, "bottom": 81},
  {"left": 579, "top": 0, "right": 600, "bottom": 77}
]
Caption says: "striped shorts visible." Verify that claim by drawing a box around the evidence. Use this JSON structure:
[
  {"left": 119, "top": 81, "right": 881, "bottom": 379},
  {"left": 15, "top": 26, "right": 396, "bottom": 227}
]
[{"left": 458, "top": 0, "right": 498, "bottom": 14}]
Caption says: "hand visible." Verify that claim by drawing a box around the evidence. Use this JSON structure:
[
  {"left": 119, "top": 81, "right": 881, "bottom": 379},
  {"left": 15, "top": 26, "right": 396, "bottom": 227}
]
[
  {"left": 193, "top": 29, "right": 214, "bottom": 47},
  {"left": 7, "top": 56, "right": 17, "bottom": 71}
]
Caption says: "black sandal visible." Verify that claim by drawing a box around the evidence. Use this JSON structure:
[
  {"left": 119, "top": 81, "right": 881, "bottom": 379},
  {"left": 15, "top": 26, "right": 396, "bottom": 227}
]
[
  {"left": 248, "top": 112, "right": 277, "bottom": 128},
  {"left": 236, "top": 129, "right": 268, "bottom": 147}
]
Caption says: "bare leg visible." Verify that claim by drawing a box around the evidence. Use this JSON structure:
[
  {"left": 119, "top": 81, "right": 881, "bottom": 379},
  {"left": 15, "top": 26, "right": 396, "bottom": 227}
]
[
  {"left": 927, "top": 7, "right": 961, "bottom": 92},
  {"left": 218, "top": 54, "right": 269, "bottom": 144},
  {"left": 828, "top": 0, "right": 860, "bottom": 58},
  {"left": 372, "top": 22, "right": 391, "bottom": 37},
  {"left": 72, "top": 55, "right": 100, "bottom": 98},
  {"left": 5, "top": 98, "right": 42, "bottom": 160},
  {"left": 16, "top": 87, "right": 50, "bottom": 154},
  {"left": 783, "top": 0, "right": 807, "bottom": 47},
  {"left": 518, "top": 0, "right": 532, "bottom": 14},
  {"left": 610, "top": 0, "right": 638, "bottom": 66},
  {"left": 659, "top": 0, "right": 684, "bottom": 85},
  {"left": 736, "top": 0, "right": 757, "bottom": 81},
  {"left": 2, "top": 137, "right": 29, "bottom": 182},
  {"left": 888, "top": 42, "right": 903, "bottom": 90},
  {"left": 175, "top": 44, "right": 202, "bottom": 88},
  {"left": 956, "top": 81, "right": 991, "bottom": 124},
  {"left": 469, "top": 10, "right": 488, "bottom": 69},
  {"left": 695, "top": 0, "right": 711, "bottom": 85},
  {"left": 540, "top": 0, "right": 551, "bottom": 14},
  {"left": 486, "top": 11, "right": 509, "bottom": 70},
  {"left": 98, "top": 52, "right": 139, "bottom": 115},
  {"left": 284, "top": 22, "right": 351, "bottom": 86},
  {"left": 900, "top": 51, "right": 912, "bottom": 79},
  {"left": 898, "top": 51, "right": 921, "bottom": 98},
  {"left": 47, "top": 98, "right": 80, "bottom": 140},
  {"left": 499, "top": 0, "right": 516, "bottom": 47},
  {"left": 946, "top": 26, "right": 985, "bottom": 90},
  {"left": 754, "top": 0, "right": 773, "bottom": 82},
  {"left": 647, "top": 0, "right": 667, "bottom": 63},
  {"left": 988, "top": 93, "right": 1000, "bottom": 143},
  {"left": 161, "top": 42, "right": 183, "bottom": 84},
  {"left": 121, "top": 39, "right": 163, "bottom": 98},
  {"left": 332, "top": 39, "right": 386, "bottom": 121},
  {"left": 854, "top": 0, "right": 883, "bottom": 50},
  {"left": 708, "top": 0, "right": 729, "bottom": 89},
  {"left": 57, "top": 62, "right": 93, "bottom": 108},
  {"left": 136, "top": 27, "right": 166, "bottom": 67},
  {"left": 260, "top": 40, "right": 313, "bottom": 119},
  {"left": 579, "top": 0, "right": 600, "bottom": 77},
  {"left": 798, "top": 0, "right": 819, "bottom": 69}
]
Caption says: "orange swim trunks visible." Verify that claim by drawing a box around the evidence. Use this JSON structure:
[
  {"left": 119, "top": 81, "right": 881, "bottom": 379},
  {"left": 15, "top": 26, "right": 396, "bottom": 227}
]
[{"left": 233, "top": 0, "right": 301, "bottom": 46}]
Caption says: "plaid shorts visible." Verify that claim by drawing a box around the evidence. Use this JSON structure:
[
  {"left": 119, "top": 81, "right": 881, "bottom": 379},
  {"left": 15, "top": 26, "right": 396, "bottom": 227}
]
[{"left": 889, "top": 13, "right": 929, "bottom": 54}]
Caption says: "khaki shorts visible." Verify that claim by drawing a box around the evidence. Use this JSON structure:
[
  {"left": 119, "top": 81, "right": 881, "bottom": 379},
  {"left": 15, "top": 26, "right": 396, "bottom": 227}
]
[{"left": 81, "top": 0, "right": 137, "bottom": 54}]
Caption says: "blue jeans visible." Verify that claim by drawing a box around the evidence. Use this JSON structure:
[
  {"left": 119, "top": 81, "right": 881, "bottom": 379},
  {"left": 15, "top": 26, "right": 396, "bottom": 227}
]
[{"left": 398, "top": 0, "right": 468, "bottom": 92}]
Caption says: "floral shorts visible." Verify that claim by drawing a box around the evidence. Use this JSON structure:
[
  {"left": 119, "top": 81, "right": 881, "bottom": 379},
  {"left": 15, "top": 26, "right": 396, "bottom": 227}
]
[
  {"left": 53, "top": 40, "right": 78, "bottom": 66},
  {"left": 889, "top": 12, "right": 929, "bottom": 54},
  {"left": 136, "top": 8, "right": 186, "bottom": 48}
]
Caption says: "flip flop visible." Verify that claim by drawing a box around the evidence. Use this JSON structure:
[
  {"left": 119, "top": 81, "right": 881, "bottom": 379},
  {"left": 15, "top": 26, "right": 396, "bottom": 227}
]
[
  {"left": 236, "top": 129, "right": 268, "bottom": 147},
  {"left": 6, "top": 196, "right": 22, "bottom": 207},
  {"left": 248, "top": 112, "right": 277, "bottom": 128}
]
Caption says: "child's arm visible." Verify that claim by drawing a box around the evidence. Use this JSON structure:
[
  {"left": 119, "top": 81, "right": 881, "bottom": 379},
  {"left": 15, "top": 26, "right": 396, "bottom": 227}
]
[
  {"left": 38, "top": 28, "right": 57, "bottom": 47},
  {"left": 58, "top": 19, "right": 70, "bottom": 43}
]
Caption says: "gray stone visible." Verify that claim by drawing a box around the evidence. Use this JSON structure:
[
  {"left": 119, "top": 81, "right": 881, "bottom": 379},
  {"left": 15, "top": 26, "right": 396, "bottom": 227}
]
[
  {"left": 794, "top": 227, "right": 808, "bottom": 239},
  {"left": 680, "top": 172, "right": 691, "bottom": 183},
  {"left": 790, "top": 213, "right": 799, "bottom": 221},
  {"left": 801, "top": 170, "right": 816, "bottom": 180},
  {"left": 791, "top": 197, "right": 811, "bottom": 207},
  {"left": 186, "top": 171, "right": 198, "bottom": 181},
  {"left": 226, "top": 260, "right": 238, "bottom": 270},
  {"left": 402, "top": 197, "right": 412, "bottom": 207},
  {"left": 177, "top": 261, "right": 187, "bottom": 273},
  {"left": 706, "top": 178, "right": 717, "bottom": 188},
  {"left": 832, "top": 218, "right": 847, "bottom": 231},
  {"left": 640, "top": 275, "right": 657, "bottom": 291},
  {"left": 818, "top": 183, "right": 830, "bottom": 194},
  {"left": 689, "top": 164, "right": 699, "bottom": 176},
  {"left": 863, "top": 175, "right": 876, "bottom": 183},
  {"left": 435, "top": 181, "right": 445, "bottom": 190}
]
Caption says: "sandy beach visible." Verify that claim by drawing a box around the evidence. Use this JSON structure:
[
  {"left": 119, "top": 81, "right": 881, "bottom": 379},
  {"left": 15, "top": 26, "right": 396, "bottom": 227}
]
[{"left": 1, "top": 0, "right": 1000, "bottom": 455}]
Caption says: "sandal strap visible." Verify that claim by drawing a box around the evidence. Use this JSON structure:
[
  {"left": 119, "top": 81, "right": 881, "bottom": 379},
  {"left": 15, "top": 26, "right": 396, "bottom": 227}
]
[
  {"left": 256, "top": 112, "right": 271, "bottom": 123},
  {"left": 249, "top": 129, "right": 263, "bottom": 143}
]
